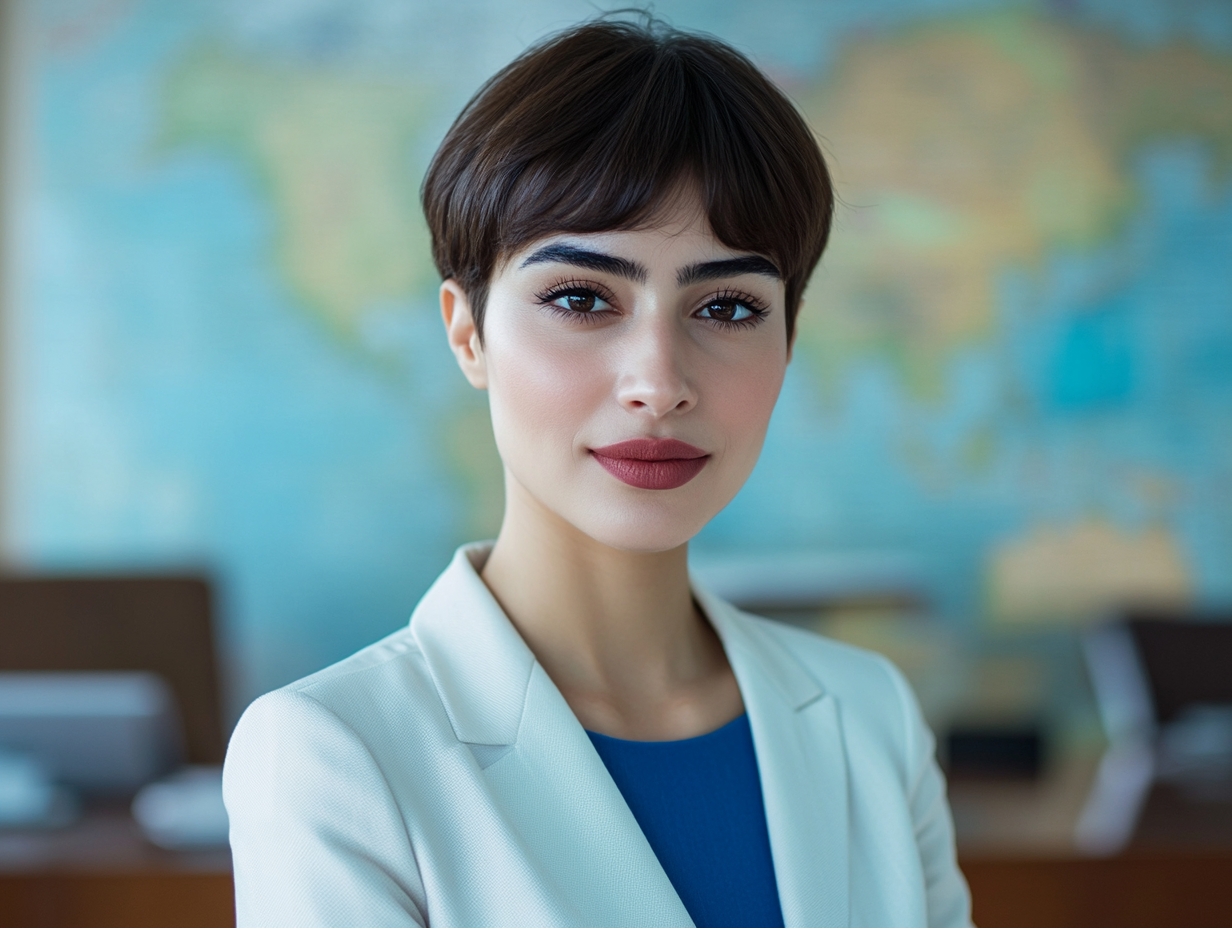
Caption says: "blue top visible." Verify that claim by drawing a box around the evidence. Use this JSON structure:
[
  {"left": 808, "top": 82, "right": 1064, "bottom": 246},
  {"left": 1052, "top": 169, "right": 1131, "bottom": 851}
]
[{"left": 587, "top": 714, "right": 785, "bottom": 928}]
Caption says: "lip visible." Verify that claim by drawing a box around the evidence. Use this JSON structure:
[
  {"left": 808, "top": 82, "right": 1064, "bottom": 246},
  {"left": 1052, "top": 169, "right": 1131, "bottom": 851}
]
[{"left": 589, "top": 439, "right": 710, "bottom": 490}]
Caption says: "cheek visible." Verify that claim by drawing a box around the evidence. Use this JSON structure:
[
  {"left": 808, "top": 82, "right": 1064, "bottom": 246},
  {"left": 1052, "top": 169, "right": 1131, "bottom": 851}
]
[
  {"left": 485, "top": 326, "right": 607, "bottom": 456},
  {"left": 708, "top": 350, "right": 786, "bottom": 456}
]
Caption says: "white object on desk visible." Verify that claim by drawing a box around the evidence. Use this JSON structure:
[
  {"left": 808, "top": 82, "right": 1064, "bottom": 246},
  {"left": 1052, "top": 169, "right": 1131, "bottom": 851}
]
[{"left": 133, "top": 766, "right": 228, "bottom": 848}]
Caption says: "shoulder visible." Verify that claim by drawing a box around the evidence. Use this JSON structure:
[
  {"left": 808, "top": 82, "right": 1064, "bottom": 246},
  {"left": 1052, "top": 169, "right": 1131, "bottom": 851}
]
[
  {"left": 282, "top": 624, "right": 434, "bottom": 710},
  {"left": 226, "top": 624, "right": 455, "bottom": 778},
  {"left": 223, "top": 629, "right": 432, "bottom": 926}
]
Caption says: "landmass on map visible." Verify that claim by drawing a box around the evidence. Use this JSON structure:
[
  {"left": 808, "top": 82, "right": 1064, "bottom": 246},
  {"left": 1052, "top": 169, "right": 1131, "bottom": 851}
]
[
  {"left": 796, "top": 8, "right": 1232, "bottom": 400},
  {"left": 987, "top": 516, "right": 1191, "bottom": 624},
  {"left": 156, "top": 47, "right": 440, "bottom": 340}
]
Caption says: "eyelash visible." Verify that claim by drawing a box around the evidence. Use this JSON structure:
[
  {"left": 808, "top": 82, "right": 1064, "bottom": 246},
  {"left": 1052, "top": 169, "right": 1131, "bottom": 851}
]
[
  {"left": 534, "top": 278, "right": 616, "bottom": 325},
  {"left": 702, "top": 289, "right": 770, "bottom": 329},
  {"left": 534, "top": 279, "right": 770, "bottom": 330}
]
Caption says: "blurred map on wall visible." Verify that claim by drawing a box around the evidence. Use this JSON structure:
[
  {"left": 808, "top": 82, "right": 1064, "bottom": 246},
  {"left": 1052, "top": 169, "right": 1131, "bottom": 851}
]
[{"left": 6, "top": 0, "right": 1231, "bottom": 706}]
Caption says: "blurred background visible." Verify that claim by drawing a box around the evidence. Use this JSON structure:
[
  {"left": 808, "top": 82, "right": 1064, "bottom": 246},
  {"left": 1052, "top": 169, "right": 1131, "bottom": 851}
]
[{"left": 0, "top": 0, "right": 1229, "bottom": 925}]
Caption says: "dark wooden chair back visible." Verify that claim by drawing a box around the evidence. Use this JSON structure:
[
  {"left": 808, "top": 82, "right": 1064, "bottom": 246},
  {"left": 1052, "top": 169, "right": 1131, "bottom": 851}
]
[{"left": 0, "top": 575, "right": 224, "bottom": 764}]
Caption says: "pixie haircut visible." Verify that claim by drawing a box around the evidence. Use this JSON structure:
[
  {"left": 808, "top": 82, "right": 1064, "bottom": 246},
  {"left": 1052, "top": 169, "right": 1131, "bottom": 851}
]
[{"left": 422, "top": 18, "right": 834, "bottom": 344}]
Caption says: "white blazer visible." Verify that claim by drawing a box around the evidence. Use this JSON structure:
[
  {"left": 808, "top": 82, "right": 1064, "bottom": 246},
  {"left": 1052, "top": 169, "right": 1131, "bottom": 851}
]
[{"left": 224, "top": 543, "right": 973, "bottom": 928}]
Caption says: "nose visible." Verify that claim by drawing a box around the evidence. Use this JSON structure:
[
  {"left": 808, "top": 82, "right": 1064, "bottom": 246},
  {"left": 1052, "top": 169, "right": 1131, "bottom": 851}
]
[{"left": 613, "top": 317, "right": 697, "bottom": 417}]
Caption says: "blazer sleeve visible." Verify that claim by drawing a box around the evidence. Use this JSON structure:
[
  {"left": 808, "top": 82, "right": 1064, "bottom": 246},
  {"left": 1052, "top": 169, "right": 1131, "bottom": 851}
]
[
  {"left": 887, "top": 662, "right": 975, "bottom": 928},
  {"left": 223, "top": 689, "right": 428, "bottom": 928}
]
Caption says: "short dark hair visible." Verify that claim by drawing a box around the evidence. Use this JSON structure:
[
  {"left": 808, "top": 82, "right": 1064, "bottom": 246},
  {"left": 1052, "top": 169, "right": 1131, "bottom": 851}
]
[{"left": 421, "top": 18, "right": 834, "bottom": 343}]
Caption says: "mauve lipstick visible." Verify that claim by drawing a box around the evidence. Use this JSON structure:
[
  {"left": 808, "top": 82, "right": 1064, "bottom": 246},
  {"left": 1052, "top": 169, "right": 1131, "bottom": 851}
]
[{"left": 589, "top": 438, "right": 709, "bottom": 490}]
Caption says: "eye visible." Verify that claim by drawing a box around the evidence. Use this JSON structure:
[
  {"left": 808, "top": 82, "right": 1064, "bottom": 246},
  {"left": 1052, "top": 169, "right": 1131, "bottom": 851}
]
[
  {"left": 696, "top": 296, "right": 765, "bottom": 327},
  {"left": 547, "top": 289, "right": 612, "bottom": 315}
]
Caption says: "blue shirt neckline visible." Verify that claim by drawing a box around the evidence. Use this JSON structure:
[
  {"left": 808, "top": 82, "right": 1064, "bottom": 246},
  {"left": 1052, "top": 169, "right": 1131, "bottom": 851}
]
[
  {"left": 585, "top": 711, "right": 749, "bottom": 746},
  {"left": 586, "top": 711, "right": 785, "bottom": 928}
]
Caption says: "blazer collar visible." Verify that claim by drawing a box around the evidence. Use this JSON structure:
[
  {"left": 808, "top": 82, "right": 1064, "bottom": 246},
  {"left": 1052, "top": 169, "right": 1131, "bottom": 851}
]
[
  {"left": 412, "top": 543, "right": 852, "bottom": 927},
  {"left": 692, "top": 582, "right": 825, "bottom": 710},
  {"left": 410, "top": 542, "right": 534, "bottom": 746},
  {"left": 410, "top": 543, "right": 831, "bottom": 743}
]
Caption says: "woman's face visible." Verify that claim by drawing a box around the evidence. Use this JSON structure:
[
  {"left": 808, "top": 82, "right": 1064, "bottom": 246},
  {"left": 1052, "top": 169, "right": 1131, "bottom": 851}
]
[{"left": 443, "top": 191, "right": 791, "bottom": 553}]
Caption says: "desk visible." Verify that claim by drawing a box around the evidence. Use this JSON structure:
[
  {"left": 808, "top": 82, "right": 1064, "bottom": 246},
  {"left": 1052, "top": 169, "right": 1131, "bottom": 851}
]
[
  {"left": 0, "top": 806, "right": 232, "bottom": 928},
  {"left": 950, "top": 750, "right": 1232, "bottom": 928},
  {"left": 962, "top": 851, "right": 1232, "bottom": 928}
]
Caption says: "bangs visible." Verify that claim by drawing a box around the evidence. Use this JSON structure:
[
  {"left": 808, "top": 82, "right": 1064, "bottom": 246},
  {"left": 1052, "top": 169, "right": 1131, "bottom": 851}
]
[{"left": 422, "top": 20, "right": 833, "bottom": 341}]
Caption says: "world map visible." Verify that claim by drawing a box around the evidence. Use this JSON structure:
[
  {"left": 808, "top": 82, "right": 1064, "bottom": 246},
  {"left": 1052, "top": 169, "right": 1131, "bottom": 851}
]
[{"left": 9, "top": 0, "right": 1232, "bottom": 709}]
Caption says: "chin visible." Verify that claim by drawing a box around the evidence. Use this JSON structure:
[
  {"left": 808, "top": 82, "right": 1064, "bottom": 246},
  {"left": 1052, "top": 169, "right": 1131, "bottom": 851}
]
[
  {"left": 568, "top": 486, "right": 732, "bottom": 554},
  {"left": 575, "top": 512, "right": 706, "bottom": 554}
]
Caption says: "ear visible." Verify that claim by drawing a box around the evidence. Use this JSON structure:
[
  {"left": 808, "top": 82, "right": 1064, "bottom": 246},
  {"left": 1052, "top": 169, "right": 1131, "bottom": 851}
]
[{"left": 441, "top": 279, "right": 487, "bottom": 390}]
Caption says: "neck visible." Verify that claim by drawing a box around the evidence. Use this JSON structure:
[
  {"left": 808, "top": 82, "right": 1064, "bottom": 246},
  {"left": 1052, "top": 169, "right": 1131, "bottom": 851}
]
[{"left": 480, "top": 472, "right": 741, "bottom": 740}]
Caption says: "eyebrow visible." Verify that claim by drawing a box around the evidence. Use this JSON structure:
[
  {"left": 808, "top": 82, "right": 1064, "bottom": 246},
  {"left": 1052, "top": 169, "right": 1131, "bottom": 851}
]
[
  {"left": 519, "top": 244, "right": 647, "bottom": 283},
  {"left": 676, "top": 256, "right": 782, "bottom": 286},
  {"left": 518, "top": 243, "right": 781, "bottom": 288}
]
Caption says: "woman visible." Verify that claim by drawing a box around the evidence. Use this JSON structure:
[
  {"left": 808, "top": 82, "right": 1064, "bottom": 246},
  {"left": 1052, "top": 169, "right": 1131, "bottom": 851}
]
[{"left": 224, "top": 18, "right": 973, "bottom": 928}]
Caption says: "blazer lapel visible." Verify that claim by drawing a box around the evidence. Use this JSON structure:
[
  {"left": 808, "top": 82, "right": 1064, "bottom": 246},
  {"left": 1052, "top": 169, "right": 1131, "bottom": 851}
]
[
  {"left": 698, "top": 586, "right": 852, "bottom": 928},
  {"left": 412, "top": 544, "right": 693, "bottom": 928},
  {"left": 410, "top": 543, "right": 534, "bottom": 747},
  {"left": 487, "top": 662, "right": 695, "bottom": 927}
]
